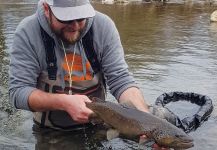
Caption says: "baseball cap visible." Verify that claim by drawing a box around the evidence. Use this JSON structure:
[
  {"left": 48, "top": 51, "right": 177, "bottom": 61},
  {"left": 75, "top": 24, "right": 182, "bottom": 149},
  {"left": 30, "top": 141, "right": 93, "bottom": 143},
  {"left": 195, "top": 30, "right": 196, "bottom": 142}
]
[{"left": 46, "top": 0, "right": 95, "bottom": 21}]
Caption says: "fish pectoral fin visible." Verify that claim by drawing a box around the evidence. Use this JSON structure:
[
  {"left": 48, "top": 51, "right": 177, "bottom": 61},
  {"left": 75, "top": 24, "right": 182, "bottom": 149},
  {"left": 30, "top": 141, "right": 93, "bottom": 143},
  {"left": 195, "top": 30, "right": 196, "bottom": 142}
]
[
  {"left": 106, "top": 129, "right": 120, "bottom": 140},
  {"left": 139, "top": 135, "right": 155, "bottom": 146}
]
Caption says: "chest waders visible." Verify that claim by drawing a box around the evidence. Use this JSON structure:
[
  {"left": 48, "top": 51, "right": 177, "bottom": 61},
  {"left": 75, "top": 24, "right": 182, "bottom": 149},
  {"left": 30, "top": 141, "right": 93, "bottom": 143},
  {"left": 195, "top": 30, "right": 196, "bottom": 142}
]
[{"left": 33, "top": 25, "right": 106, "bottom": 130}]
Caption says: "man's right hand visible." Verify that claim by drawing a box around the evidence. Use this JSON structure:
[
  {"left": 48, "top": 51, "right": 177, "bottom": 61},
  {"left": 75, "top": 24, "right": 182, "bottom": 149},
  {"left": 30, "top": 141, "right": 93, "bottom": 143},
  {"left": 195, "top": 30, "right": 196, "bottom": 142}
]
[
  {"left": 28, "top": 90, "right": 93, "bottom": 123},
  {"left": 61, "top": 94, "right": 93, "bottom": 123}
]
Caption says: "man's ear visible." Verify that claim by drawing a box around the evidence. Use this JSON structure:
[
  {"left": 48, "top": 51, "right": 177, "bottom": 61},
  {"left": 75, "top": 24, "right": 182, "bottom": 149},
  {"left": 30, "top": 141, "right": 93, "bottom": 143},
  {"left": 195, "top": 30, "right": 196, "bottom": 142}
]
[{"left": 43, "top": 3, "right": 50, "bottom": 19}]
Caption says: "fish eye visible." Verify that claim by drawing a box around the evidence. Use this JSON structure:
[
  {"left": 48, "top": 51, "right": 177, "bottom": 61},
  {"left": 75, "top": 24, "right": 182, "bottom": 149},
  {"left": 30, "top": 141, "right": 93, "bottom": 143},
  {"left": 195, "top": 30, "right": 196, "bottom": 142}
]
[
  {"left": 175, "top": 135, "right": 181, "bottom": 138},
  {"left": 175, "top": 134, "right": 184, "bottom": 138}
]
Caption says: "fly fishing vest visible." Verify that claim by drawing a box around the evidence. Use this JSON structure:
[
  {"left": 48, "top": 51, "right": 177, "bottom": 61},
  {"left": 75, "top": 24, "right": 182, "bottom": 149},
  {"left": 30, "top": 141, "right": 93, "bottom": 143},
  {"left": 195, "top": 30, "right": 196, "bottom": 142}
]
[{"left": 33, "top": 25, "right": 106, "bottom": 130}]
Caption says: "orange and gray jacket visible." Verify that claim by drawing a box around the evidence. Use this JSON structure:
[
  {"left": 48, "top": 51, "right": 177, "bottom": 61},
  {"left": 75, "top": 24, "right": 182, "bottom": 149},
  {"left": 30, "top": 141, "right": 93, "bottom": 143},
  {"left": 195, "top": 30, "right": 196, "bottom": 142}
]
[{"left": 9, "top": 1, "right": 137, "bottom": 128}]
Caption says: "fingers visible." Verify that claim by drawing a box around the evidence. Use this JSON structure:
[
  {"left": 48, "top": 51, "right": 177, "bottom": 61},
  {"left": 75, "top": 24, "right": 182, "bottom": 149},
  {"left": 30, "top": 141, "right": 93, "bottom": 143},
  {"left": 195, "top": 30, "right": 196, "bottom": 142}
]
[
  {"left": 80, "top": 96, "right": 93, "bottom": 114},
  {"left": 64, "top": 94, "right": 94, "bottom": 123},
  {"left": 139, "top": 135, "right": 168, "bottom": 150},
  {"left": 75, "top": 117, "right": 89, "bottom": 124},
  {"left": 74, "top": 108, "right": 94, "bottom": 123},
  {"left": 83, "top": 97, "right": 92, "bottom": 103},
  {"left": 72, "top": 110, "right": 90, "bottom": 123},
  {"left": 83, "top": 106, "right": 93, "bottom": 115},
  {"left": 152, "top": 144, "right": 168, "bottom": 150},
  {"left": 76, "top": 95, "right": 94, "bottom": 121},
  {"left": 80, "top": 96, "right": 94, "bottom": 114},
  {"left": 75, "top": 94, "right": 92, "bottom": 103}
]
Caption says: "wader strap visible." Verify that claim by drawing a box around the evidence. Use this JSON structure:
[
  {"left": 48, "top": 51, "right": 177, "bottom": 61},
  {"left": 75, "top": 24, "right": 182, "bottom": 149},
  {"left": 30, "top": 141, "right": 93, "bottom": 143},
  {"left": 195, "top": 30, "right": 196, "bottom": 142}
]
[
  {"left": 40, "top": 113, "right": 46, "bottom": 128},
  {"left": 82, "top": 26, "right": 100, "bottom": 73},
  {"left": 40, "top": 26, "right": 57, "bottom": 80},
  {"left": 82, "top": 26, "right": 106, "bottom": 89},
  {"left": 39, "top": 83, "right": 50, "bottom": 128}
]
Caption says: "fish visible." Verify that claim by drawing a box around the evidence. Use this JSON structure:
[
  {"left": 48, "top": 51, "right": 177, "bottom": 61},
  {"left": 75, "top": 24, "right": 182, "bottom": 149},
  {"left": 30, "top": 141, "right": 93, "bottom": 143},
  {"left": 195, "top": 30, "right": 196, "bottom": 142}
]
[{"left": 86, "top": 98, "right": 194, "bottom": 149}]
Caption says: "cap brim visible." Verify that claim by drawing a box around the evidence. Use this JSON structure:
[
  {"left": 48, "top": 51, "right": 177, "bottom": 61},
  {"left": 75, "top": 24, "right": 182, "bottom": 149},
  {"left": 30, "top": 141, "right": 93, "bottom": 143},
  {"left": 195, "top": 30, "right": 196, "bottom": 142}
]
[{"left": 50, "top": 4, "right": 95, "bottom": 21}]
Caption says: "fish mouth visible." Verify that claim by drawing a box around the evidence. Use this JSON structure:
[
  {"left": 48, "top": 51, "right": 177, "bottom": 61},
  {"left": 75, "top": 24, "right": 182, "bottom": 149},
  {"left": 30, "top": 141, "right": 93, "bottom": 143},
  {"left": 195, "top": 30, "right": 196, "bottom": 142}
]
[
  {"left": 159, "top": 135, "right": 194, "bottom": 149},
  {"left": 172, "top": 137, "right": 194, "bottom": 149},
  {"left": 175, "top": 141, "right": 194, "bottom": 149}
]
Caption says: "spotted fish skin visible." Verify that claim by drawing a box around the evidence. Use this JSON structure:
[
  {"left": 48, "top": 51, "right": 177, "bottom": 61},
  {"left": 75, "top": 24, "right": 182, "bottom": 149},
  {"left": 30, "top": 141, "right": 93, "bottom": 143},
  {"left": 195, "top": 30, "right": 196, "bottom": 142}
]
[{"left": 86, "top": 100, "right": 194, "bottom": 149}]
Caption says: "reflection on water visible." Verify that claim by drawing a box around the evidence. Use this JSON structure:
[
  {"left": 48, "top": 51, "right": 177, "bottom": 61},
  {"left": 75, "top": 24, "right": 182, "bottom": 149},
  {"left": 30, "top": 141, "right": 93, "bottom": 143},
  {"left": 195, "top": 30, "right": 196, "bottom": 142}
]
[{"left": 0, "top": 1, "right": 217, "bottom": 150}]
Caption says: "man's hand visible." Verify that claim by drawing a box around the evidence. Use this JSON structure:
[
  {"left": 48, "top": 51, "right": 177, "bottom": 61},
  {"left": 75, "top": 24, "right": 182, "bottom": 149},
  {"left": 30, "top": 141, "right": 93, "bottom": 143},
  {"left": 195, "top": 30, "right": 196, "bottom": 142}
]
[
  {"left": 140, "top": 135, "right": 169, "bottom": 150},
  {"left": 28, "top": 90, "right": 93, "bottom": 123},
  {"left": 62, "top": 94, "right": 93, "bottom": 123},
  {"left": 119, "top": 87, "right": 149, "bottom": 113},
  {"left": 152, "top": 144, "right": 169, "bottom": 150}
]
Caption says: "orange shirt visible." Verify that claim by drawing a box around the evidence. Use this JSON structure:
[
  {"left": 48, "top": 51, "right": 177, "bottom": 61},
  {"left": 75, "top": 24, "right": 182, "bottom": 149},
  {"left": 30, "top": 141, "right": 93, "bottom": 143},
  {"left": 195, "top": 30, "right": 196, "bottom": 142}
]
[{"left": 62, "top": 53, "right": 93, "bottom": 82}]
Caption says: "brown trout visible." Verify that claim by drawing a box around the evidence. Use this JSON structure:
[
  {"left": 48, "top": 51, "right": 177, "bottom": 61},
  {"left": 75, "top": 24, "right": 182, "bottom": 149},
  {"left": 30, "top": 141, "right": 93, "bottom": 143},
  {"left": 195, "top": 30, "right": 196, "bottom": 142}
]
[{"left": 86, "top": 99, "right": 194, "bottom": 149}]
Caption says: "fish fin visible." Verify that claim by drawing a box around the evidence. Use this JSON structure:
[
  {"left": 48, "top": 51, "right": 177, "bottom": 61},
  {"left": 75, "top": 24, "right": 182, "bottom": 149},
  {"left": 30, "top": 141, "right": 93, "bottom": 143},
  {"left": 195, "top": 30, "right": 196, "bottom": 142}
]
[
  {"left": 119, "top": 101, "right": 139, "bottom": 110},
  {"left": 90, "top": 97, "right": 105, "bottom": 103},
  {"left": 139, "top": 137, "right": 156, "bottom": 149},
  {"left": 139, "top": 136, "right": 154, "bottom": 145},
  {"left": 120, "top": 103, "right": 136, "bottom": 109},
  {"left": 106, "top": 129, "right": 120, "bottom": 140}
]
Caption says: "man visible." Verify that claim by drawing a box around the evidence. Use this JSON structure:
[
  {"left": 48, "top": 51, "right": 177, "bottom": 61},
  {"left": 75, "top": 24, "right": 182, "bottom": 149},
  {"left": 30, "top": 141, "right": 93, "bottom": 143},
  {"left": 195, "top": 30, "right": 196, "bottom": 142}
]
[
  {"left": 9, "top": 0, "right": 149, "bottom": 130},
  {"left": 9, "top": 0, "right": 169, "bottom": 149}
]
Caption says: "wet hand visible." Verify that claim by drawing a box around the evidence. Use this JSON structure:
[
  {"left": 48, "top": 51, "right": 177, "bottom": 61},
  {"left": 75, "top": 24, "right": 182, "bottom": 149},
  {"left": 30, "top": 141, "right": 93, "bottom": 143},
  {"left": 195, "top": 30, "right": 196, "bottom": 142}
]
[
  {"left": 140, "top": 135, "right": 169, "bottom": 150},
  {"left": 152, "top": 144, "right": 169, "bottom": 150},
  {"left": 62, "top": 94, "right": 93, "bottom": 123}
]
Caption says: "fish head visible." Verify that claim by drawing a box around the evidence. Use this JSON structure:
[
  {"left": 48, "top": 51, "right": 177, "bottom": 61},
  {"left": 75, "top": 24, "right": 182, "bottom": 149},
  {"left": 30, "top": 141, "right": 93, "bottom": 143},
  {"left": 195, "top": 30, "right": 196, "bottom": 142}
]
[{"left": 155, "top": 129, "right": 194, "bottom": 149}]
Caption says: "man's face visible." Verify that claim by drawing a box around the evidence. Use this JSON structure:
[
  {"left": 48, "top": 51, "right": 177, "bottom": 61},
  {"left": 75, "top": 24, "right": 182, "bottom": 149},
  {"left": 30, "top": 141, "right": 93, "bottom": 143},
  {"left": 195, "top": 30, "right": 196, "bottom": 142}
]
[{"left": 44, "top": 4, "right": 86, "bottom": 44}]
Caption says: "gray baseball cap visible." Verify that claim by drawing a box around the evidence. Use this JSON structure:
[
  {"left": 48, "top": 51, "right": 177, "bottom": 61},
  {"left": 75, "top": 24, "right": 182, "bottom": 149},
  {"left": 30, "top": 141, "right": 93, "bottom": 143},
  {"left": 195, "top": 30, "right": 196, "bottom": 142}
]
[{"left": 46, "top": 0, "right": 95, "bottom": 21}]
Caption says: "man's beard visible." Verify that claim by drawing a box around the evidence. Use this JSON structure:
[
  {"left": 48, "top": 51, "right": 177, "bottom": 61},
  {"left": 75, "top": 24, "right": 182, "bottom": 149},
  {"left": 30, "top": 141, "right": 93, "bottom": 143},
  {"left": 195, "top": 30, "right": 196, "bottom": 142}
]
[{"left": 51, "top": 25, "right": 82, "bottom": 45}]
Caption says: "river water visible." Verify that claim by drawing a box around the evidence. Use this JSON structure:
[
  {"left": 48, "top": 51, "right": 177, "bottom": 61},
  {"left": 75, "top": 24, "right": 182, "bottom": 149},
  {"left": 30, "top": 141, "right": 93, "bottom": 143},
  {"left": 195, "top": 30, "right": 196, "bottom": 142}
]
[{"left": 0, "top": 0, "right": 217, "bottom": 150}]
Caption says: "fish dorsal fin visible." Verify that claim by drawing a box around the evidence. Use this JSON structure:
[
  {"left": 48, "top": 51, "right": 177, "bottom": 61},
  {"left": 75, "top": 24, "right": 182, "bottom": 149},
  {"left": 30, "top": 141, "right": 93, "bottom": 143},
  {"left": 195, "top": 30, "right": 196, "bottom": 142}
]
[
  {"left": 90, "top": 97, "right": 105, "bottom": 103},
  {"left": 120, "top": 103, "right": 137, "bottom": 109}
]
